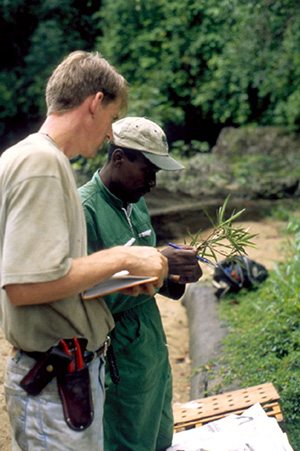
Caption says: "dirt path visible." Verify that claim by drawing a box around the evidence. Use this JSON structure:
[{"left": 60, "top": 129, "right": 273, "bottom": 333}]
[{"left": 0, "top": 218, "right": 286, "bottom": 449}]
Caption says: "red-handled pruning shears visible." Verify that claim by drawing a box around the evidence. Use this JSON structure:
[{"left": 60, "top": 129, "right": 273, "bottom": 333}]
[{"left": 60, "top": 337, "right": 84, "bottom": 372}]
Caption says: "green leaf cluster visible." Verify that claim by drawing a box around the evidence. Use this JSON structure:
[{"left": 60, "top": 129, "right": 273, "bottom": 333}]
[{"left": 188, "top": 196, "right": 257, "bottom": 262}]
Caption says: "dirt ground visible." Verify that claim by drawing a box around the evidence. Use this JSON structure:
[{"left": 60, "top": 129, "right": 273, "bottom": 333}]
[{"left": 0, "top": 218, "right": 286, "bottom": 449}]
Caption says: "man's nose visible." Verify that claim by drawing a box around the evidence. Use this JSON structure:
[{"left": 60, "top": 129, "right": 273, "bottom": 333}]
[
  {"left": 106, "top": 125, "right": 113, "bottom": 142},
  {"left": 148, "top": 175, "right": 156, "bottom": 188}
]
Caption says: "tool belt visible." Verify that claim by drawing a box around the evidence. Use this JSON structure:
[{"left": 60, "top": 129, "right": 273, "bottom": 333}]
[{"left": 19, "top": 337, "right": 109, "bottom": 431}]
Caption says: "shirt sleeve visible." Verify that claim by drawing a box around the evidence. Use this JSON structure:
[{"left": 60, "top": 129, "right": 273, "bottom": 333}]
[
  {"left": 158, "top": 276, "right": 186, "bottom": 300},
  {"left": 81, "top": 203, "right": 101, "bottom": 255},
  {"left": 2, "top": 174, "right": 72, "bottom": 286}
]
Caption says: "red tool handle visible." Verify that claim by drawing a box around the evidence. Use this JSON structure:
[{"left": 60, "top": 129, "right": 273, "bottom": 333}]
[
  {"left": 60, "top": 339, "right": 75, "bottom": 372},
  {"left": 73, "top": 336, "right": 84, "bottom": 370}
]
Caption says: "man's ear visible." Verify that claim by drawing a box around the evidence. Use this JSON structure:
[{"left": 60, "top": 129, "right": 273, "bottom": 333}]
[
  {"left": 112, "top": 148, "right": 125, "bottom": 167},
  {"left": 89, "top": 92, "right": 105, "bottom": 115}
]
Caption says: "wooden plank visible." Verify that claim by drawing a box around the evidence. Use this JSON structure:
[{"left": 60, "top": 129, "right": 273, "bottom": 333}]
[
  {"left": 174, "top": 402, "right": 283, "bottom": 431},
  {"left": 173, "top": 383, "right": 282, "bottom": 431}
]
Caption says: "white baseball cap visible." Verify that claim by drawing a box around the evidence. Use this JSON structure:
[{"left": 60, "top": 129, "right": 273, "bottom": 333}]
[{"left": 112, "top": 117, "right": 184, "bottom": 171}]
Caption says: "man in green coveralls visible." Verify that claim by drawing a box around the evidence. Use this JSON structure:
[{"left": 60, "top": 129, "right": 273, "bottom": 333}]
[{"left": 79, "top": 117, "right": 202, "bottom": 451}]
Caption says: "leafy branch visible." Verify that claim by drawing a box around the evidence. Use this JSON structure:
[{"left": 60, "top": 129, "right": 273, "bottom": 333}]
[{"left": 188, "top": 196, "right": 257, "bottom": 263}]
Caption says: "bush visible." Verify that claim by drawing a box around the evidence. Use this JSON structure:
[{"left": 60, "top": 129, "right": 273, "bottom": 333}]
[{"left": 218, "top": 211, "right": 300, "bottom": 449}]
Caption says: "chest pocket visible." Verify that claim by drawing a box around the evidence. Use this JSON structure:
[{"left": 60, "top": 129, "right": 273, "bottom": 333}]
[
  {"left": 136, "top": 225, "right": 154, "bottom": 246},
  {"left": 138, "top": 228, "right": 152, "bottom": 238}
]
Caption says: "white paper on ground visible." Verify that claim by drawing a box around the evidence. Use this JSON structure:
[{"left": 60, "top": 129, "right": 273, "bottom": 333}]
[{"left": 168, "top": 403, "right": 293, "bottom": 451}]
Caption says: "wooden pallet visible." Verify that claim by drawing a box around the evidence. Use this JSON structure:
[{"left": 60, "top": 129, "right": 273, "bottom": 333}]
[{"left": 173, "top": 383, "right": 283, "bottom": 432}]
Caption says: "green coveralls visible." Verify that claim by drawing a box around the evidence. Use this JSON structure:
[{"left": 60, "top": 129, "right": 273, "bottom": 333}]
[{"left": 79, "top": 171, "right": 175, "bottom": 451}]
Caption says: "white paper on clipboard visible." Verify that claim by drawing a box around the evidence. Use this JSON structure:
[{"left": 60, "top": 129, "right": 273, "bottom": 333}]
[{"left": 82, "top": 271, "right": 158, "bottom": 299}]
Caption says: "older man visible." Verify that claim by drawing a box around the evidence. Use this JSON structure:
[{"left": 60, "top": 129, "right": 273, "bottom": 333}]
[
  {"left": 79, "top": 117, "right": 202, "bottom": 451},
  {"left": 0, "top": 54, "right": 167, "bottom": 451}
]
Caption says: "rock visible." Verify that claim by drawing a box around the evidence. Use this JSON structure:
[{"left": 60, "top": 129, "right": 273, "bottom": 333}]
[
  {"left": 181, "top": 283, "right": 240, "bottom": 399},
  {"left": 182, "top": 283, "right": 227, "bottom": 399},
  {"left": 144, "top": 125, "right": 300, "bottom": 244},
  {"left": 212, "top": 126, "right": 300, "bottom": 199},
  {"left": 150, "top": 125, "right": 300, "bottom": 202}
]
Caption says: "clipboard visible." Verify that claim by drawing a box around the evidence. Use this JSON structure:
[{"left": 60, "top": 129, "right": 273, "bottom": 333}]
[{"left": 82, "top": 271, "right": 159, "bottom": 299}]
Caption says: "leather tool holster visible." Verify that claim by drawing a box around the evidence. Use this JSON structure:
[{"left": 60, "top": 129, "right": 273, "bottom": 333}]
[
  {"left": 20, "top": 338, "right": 94, "bottom": 431},
  {"left": 57, "top": 366, "right": 94, "bottom": 431},
  {"left": 20, "top": 347, "right": 73, "bottom": 396},
  {"left": 56, "top": 338, "right": 94, "bottom": 431}
]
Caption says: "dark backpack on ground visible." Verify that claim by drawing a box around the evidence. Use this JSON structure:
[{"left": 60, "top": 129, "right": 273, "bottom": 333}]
[{"left": 213, "top": 256, "right": 269, "bottom": 298}]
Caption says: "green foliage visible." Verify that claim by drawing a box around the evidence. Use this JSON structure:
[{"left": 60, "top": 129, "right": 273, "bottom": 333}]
[
  {"left": 0, "top": 0, "right": 102, "bottom": 152},
  {"left": 96, "top": 0, "right": 300, "bottom": 138},
  {"left": 96, "top": 0, "right": 231, "bottom": 129},
  {"left": 3, "top": 0, "right": 300, "bottom": 162},
  {"left": 188, "top": 196, "right": 257, "bottom": 262},
  {"left": 171, "top": 140, "right": 210, "bottom": 158},
  {"left": 127, "top": 84, "right": 185, "bottom": 126},
  {"left": 218, "top": 211, "right": 300, "bottom": 448},
  {"left": 270, "top": 200, "right": 300, "bottom": 222},
  {"left": 197, "top": 0, "right": 300, "bottom": 129}
]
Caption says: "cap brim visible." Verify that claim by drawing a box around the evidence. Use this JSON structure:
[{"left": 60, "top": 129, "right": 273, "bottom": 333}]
[{"left": 141, "top": 151, "right": 184, "bottom": 171}]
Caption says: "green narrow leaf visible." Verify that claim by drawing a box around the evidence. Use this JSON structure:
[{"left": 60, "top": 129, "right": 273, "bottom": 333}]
[{"left": 189, "top": 196, "right": 257, "bottom": 264}]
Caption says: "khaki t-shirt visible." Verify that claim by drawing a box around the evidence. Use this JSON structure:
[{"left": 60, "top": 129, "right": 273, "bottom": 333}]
[{"left": 0, "top": 133, "right": 114, "bottom": 352}]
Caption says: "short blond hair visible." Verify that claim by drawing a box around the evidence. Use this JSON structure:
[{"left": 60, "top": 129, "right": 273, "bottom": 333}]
[{"left": 46, "top": 50, "right": 129, "bottom": 116}]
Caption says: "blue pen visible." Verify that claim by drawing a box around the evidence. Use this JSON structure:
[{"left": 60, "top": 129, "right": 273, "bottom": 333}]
[{"left": 168, "top": 242, "right": 217, "bottom": 267}]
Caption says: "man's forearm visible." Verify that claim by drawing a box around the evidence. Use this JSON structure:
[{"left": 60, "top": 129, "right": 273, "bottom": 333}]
[{"left": 5, "top": 246, "right": 168, "bottom": 306}]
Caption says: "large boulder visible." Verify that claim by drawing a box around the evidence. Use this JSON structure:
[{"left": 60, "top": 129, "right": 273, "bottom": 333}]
[
  {"left": 212, "top": 126, "right": 300, "bottom": 199},
  {"left": 146, "top": 126, "right": 300, "bottom": 244},
  {"left": 153, "top": 125, "right": 300, "bottom": 201}
]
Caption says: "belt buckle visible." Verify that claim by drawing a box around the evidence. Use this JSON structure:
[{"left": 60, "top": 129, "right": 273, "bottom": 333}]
[
  {"left": 11, "top": 346, "right": 19, "bottom": 360},
  {"left": 103, "top": 336, "right": 110, "bottom": 357}
]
